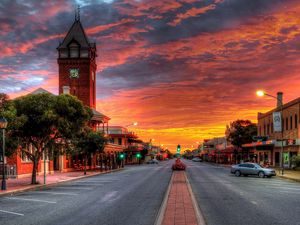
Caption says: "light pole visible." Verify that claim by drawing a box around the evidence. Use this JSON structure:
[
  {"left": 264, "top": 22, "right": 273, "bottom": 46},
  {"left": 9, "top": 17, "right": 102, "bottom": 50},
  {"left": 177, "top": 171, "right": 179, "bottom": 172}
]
[
  {"left": 124, "top": 122, "right": 138, "bottom": 164},
  {"left": 256, "top": 90, "right": 284, "bottom": 175},
  {"left": 0, "top": 117, "right": 8, "bottom": 190}
]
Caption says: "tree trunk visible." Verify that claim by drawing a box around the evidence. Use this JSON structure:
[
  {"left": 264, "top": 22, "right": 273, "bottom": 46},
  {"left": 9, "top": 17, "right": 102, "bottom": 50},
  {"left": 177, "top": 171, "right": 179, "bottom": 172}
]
[{"left": 31, "top": 157, "right": 39, "bottom": 185}]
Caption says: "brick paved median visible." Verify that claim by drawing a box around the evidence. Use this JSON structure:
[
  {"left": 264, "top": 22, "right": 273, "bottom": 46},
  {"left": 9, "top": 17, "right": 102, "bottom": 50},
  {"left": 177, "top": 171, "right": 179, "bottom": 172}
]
[{"left": 162, "top": 171, "right": 198, "bottom": 225}]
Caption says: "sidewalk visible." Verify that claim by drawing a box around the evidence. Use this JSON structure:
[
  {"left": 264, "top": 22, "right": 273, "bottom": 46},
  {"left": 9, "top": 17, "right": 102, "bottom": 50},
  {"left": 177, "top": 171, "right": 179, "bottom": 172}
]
[
  {"left": 0, "top": 168, "right": 122, "bottom": 196},
  {"left": 274, "top": 168, "right": 300, "bottom": 182},
  {"left": 162, "top": 171, "right": 201, "bottom": 225}
]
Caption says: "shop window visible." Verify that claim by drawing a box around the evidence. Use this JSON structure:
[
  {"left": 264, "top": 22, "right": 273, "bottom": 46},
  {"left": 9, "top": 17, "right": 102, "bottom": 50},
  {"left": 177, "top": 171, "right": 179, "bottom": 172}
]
[
  {"left": 290, "top": 116, "right": 293, "bottom": 130},
  {"left": 295, "top": 114, "right": 298, "bottom": 129}
]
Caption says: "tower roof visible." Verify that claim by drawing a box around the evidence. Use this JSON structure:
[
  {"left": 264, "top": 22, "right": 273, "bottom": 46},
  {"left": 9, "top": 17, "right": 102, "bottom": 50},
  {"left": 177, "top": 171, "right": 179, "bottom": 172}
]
[{"left": 57, "top": 19, "right": 91, "bottom": 49}]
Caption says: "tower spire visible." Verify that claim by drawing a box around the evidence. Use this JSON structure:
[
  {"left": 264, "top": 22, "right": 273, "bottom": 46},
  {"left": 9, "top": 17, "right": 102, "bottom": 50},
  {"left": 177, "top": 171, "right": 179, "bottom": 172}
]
[{"left": 75, "top": 5, "right": 80, "bottom": 21}]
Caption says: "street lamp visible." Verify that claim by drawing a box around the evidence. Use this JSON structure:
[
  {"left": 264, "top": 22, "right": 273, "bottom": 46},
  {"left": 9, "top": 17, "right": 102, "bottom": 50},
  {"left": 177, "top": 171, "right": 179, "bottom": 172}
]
[
  {"left": 256, "top": 90, "right": 284, "bottom": 175},
  {"left": 0, "top": 117, "right": 8, "bottom": 190},
  {"left": 123, "top": 122, "right": 138, "bottom": 164},
  {"left": 125, "top": 122, "right": 138, "bottom": 127}
]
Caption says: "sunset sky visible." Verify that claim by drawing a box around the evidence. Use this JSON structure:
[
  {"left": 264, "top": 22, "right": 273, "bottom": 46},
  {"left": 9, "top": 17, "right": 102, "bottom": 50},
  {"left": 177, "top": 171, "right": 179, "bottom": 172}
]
[{"left": 1, "top": 0, "right": 300, "bottom": 151}]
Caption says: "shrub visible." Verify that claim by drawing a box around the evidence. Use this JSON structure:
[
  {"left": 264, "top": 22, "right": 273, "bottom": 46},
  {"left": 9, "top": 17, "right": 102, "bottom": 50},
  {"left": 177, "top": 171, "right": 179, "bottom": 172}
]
[{"left": 291, "top": 155, "right": 300, "bottom": 168}]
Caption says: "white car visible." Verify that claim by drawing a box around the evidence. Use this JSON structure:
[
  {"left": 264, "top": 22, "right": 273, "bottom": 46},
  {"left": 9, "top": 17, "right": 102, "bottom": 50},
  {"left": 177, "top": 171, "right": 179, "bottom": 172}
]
[
  {"left": 147, "top": 159, "right": 159, "bottom": 164},
  {"left": 192, "top": 157, "right": 202, "bottom": 162}
]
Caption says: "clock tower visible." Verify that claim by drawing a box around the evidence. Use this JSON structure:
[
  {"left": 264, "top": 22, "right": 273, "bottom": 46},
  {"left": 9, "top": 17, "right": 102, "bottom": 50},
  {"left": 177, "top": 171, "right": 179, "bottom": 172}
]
[{"left": 57, "top": 11, "right": 97, "bottom": 109}]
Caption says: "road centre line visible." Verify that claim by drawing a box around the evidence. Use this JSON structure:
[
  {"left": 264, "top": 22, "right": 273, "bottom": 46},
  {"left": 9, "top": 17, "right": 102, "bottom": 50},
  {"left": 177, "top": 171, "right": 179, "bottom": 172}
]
[
  {"left": 5, "top": 197, "right": 56, "bottom": 204},
  {"left": 0, "top": 209, "right": 24, "bottom": 216},
  {"left": 33, "top": 191, "right": 78, "bottom": 196}
]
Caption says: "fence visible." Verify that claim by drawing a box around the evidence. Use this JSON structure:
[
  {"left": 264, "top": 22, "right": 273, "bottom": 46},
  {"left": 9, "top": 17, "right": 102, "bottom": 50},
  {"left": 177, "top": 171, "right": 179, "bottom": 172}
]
[{"left": 0, "top": 164, "right": 17, "bottom": 178}]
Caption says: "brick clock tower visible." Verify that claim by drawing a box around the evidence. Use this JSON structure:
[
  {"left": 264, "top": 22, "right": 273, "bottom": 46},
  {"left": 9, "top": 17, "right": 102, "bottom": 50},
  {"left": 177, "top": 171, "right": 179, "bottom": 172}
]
[{"left": 57, "top": 12, "right": 97, "bottom": 109}]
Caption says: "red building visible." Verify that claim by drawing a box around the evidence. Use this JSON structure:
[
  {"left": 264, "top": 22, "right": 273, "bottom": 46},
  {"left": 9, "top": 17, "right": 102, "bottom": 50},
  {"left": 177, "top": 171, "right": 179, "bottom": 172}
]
[{"left": 6, "top": 11, "right": 119, "bottom": 177}]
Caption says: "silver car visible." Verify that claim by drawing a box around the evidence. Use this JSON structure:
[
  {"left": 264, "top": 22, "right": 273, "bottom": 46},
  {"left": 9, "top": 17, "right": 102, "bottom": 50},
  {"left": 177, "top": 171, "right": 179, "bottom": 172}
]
[
  {"left": 192, "top": 157, "right": 202, "bottom": 162},
  {"left": 231, "top": 163, "right": 276, "bottom": 178}
]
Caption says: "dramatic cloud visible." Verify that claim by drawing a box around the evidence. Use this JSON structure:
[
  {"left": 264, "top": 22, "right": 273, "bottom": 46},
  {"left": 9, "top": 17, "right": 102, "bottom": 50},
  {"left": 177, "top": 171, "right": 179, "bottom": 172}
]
[{"left": 1, "top": 0, "right": 300, "bottom": 151}]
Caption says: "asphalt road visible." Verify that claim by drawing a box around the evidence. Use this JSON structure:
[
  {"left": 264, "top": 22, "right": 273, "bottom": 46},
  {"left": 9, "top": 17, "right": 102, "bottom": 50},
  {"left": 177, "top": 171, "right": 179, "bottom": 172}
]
[
  {"left": 0, "top": 161, "right": 173, "bottom": 225},
  {"left": 185, "top": 159, "right": 300, "bottom": 225}
]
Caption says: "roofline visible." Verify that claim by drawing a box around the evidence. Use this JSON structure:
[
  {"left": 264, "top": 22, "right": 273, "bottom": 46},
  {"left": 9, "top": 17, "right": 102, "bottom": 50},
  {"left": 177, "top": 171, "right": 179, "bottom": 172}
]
[
  {"left": 258, "top": 97, "right": 300, "bottom": 119},
  {"left": 57, "top": 20, "right": 91, "bottom": 49}
]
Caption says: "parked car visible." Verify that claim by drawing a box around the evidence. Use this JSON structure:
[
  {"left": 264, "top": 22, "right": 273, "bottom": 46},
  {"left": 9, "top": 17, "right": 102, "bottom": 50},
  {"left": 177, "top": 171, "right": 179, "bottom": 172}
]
[
  {"left": 147, "top": 159, "right": 159, "bottom": 164},
  {"left": 192, "top": 157, "right": 202, "bottom": 162},
  {"left": 231, "top": 163, "right": 276, "bottom": 178}
]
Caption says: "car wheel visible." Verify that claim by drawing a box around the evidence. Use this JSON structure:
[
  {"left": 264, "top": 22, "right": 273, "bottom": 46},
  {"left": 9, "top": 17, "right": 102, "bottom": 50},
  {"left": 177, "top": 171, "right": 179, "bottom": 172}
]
[
  {"left": 258, "top": 171, "right": 265, "bottom": 178},
  {"left": 235, "top": 170, "right": 241, "bottom": 177}
]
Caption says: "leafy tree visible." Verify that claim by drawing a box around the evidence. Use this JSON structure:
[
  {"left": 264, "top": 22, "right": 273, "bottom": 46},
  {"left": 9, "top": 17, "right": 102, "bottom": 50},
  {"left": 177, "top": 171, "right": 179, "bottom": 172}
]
[
  {"left": 226, "top": 120, "right": 257, "bottom": 163},
  {"left": 0, "top": 93, "right": 24, "bottom": 157},
  {"left": 291, "top": 155, "right": 300, "bottom": 169},
  {"left": 74, "top": 128, "right": 107, "bottom": 175},
  {"left": 6, "top": 93, "right": 90, "bottom": 184}
]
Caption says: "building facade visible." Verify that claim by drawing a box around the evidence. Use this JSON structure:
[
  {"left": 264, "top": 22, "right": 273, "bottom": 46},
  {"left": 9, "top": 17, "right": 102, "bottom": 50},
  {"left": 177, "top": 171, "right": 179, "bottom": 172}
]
[{"left": 254, "top": 94, "right": 300, "bottom": 167}]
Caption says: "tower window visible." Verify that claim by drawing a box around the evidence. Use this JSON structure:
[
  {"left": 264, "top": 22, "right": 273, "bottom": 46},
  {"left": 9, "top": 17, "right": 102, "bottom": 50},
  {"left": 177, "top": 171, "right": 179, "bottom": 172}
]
[{"left": 69, "top": 42, "right": 79, "bottom": 58}]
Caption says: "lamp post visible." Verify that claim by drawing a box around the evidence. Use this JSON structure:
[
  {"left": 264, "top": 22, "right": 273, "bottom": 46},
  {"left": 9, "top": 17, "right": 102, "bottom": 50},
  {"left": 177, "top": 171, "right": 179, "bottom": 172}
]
[
  {"left": 256, "top": 90, "right": 284, "bottom": 175},
  {"left": 124, "top": 122, "right": 138, "bottom": 164},
  {"left": 0, "top": 117, "right": 8, "bottom": 190}
]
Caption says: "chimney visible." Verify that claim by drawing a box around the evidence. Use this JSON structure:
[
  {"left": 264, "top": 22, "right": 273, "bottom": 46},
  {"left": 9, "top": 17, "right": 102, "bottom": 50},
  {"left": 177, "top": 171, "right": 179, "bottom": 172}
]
[{"left": 277, "top": 92, "right": 283, "bottom": 107}]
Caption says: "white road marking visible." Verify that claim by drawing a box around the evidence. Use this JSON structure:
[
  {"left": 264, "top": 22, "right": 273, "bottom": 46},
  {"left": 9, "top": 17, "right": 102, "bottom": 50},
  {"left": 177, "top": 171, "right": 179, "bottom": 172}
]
[
  {"left": 277, "top": 190, "right": 300, "bottom": 194},
  {"left": 55, "top": 187, "right": 93, "bottom": 190},
  {"left": 33, "top": 191, "right": 78, "bottom": 196},
  {"left": 0, "top": 209, "right": 24, "bottom": 216},
  {"left": 101, "top": 191, "right": 119, "bottom": 203},
  {"left": 251, "top": 201, "right": 258, "bottom": 205},
  {"left": 267, "top": 186, "right": 300, "bottom": 191},
  {"left": 5, "top": 197, "right": 56, "bottom": 204}
]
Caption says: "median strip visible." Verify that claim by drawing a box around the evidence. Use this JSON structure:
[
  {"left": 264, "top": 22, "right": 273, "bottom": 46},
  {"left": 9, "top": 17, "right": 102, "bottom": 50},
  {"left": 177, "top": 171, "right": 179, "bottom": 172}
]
[{"left": 158, "top": 171, "right": 206, "bottom": 225}]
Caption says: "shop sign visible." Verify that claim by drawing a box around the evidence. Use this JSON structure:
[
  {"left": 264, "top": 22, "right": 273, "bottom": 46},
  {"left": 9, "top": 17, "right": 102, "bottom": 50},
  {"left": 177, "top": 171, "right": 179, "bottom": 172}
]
[
  {"left": 273, "top": 112, "right": 282, "bottom": 132},
  {"left": 286, "top": 139, "right": 296, "bottom": 146}
]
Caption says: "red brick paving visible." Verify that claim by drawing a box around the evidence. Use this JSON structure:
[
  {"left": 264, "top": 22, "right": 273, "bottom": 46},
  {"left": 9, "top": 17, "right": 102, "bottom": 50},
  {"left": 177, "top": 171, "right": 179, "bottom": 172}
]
[{"left": 162, "top": 171, "right": 198, "bottom": 225}]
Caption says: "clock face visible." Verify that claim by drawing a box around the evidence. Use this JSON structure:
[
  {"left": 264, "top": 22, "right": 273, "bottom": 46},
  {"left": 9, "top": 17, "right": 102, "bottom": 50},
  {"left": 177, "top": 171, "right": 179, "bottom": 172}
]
[{"left": 69, "top": 68, "right": 79, "bottom": 79}]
